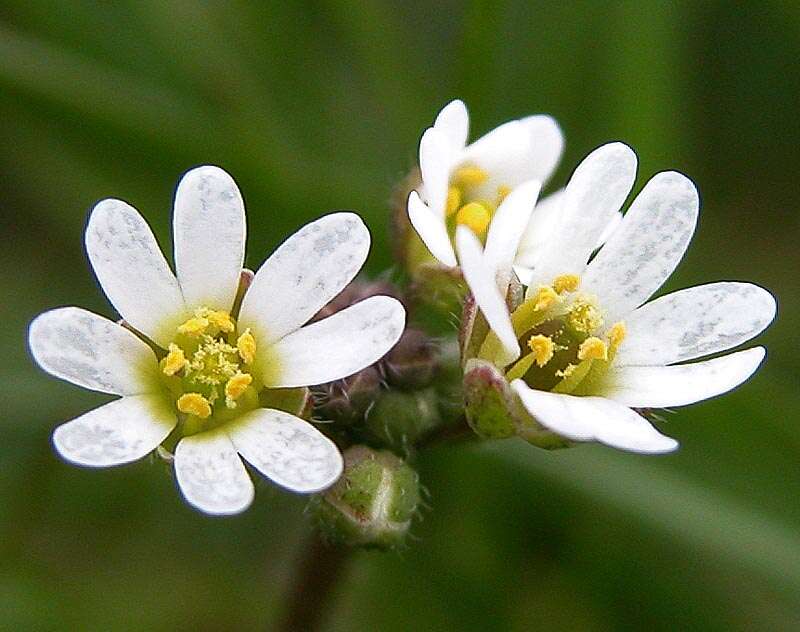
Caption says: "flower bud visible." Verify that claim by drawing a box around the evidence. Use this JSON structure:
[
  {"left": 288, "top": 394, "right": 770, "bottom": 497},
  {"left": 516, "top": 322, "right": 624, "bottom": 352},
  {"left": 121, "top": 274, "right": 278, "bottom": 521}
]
[
  {"left": 364, "top": 387, "right": 442, "bottom": 451},
  {"left": 463, "top": 359, "right": 568, "bottom": 449},
  {"left": 316, "top": 445, "right": 420, "bottom": 549},
  {"left": 383, "top": 328, "right": 438, "bottom": 389},
  {"left": 315, "top": 366, "right": 383, "bottom": 424}
]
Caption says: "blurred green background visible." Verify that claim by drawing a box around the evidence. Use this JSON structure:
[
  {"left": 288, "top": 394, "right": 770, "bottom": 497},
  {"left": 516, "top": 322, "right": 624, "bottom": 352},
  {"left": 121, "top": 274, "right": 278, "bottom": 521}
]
[{"left": 1, "top": 1, "right": 798, "bottom": 630}]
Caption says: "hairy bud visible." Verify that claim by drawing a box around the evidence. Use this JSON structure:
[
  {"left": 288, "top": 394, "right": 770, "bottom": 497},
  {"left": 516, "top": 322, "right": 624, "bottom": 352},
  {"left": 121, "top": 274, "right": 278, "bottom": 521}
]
[{"left": 316, "top": 445, "right": 420, "bottom": 549}]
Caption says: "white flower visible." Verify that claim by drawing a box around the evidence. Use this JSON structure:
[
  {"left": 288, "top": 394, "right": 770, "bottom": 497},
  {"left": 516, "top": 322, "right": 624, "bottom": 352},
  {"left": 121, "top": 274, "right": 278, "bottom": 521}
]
[
  {"left": 29, "top": 166, "right": 406, "bottom": 515},
  {"left": 457, "top": 142, "right": 776, "bottom": 453},
  {"left": 407, "top": 99, "right": 564, "bottom": 267}
]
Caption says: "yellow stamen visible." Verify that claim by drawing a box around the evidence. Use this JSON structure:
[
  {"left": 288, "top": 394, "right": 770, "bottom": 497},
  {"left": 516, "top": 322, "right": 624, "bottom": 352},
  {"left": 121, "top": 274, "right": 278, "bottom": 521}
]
[
  {"left": 225, "top": 372, "right": 253, "bottom": 407},
  {"left": 177, "top": 393, "right": 212, "bottom": 419},
  {"left": 496, "top": 185, "right": 511, "bottom": 204},
  {"left": 177, "top": 316, "right": 209, "bottom": 337},
  {"left": 553, "top": 274, "right": 580, "bottom": 294},
  {"left": 556, "top": 363, "right": 577, "bottom": 378},
  {"left": 162, "top": 343, "right": 187, "bottom": 376},
  {"left": 567, "top": 298, "right": 603, "bottom": 334},
  {"left": 205, "top": 310, "right": 235, "bottom": 333},
  {"left": 452, "top": 165, "right": 488, "bottom": 188},
  {"left": 455, "top": 202, "right": 492, "bottom": 237},
  {"left": 608, "top": 321, "right": 627, "bottom": 348},
  {"left": 577, "top": 337, "right": 608, "bottom": 361},
  {"left": 531, "top": 285, "right": 560, "bottom": 312},
  {"left": 446, "top": 186, "right": 462, "bottom": 217},
  {"left": 528, "top": 335, "right": 555, "bottom": 368},
  {"left": 237, "top": 329, "right": 257, "bottom": 364}
]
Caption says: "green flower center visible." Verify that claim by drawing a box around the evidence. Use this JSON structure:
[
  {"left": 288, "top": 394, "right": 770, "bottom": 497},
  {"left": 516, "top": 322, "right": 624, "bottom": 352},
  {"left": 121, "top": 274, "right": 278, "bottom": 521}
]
[
  {"left": 481, "top": 275, "right": 626, "bottom": 396},
  {"left": 159, "top": 307, "right": 262, "bottom": 434}
]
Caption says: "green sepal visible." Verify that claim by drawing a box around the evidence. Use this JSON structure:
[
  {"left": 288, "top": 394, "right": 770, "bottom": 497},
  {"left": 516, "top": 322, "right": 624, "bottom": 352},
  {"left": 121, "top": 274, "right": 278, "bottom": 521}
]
[
  {"left": 259, "top": 386, "right": 313, "bottom": 419},
  {"left": 315, "top": 446, "right": 420, "bottom": 550}
]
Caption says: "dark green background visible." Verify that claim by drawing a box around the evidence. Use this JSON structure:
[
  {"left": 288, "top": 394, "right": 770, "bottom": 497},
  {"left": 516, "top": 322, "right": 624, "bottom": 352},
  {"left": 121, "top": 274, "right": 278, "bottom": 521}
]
[{"left": 1, "top": 2, "right": 798, "bottom": 630}]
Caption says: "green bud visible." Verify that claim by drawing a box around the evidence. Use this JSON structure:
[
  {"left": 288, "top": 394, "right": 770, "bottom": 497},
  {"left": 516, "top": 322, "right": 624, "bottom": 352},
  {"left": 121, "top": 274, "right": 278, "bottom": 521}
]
[
  {"left": 364, "top": 387, "right": 442, "bottom": 450},
  {"left": 463, "top": 358, "right": 568, "bottom": 449},
  {"left": 316, "top": 446, "right": 420, "bottom": 549}
]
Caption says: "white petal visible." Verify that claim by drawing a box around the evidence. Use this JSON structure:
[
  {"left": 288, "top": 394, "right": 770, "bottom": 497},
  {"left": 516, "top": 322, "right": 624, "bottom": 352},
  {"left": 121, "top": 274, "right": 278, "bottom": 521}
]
[
  {"left": 85, "top": 199, "right": 186, "bottom": 348},
  {"left": 29, "top": 307, "right": 156, "bottom": 396},
  {"left": 511, "top": 381, "right": 678, "bottom": 454},
  {"left": 460, "top": 120, "right": 532, "bottom": 197},
  {"left": 483, "top": 179, "right": 542, "bottom": 278},
  {"left": 596, "top": 210, "right": 623, "bottom": 249},
  {"left": 604, "top": 347, "right": 766, "bottom": 408},
  {"left": 228, "top": 408, "right": 343, "bottom": 493},
  {"left": 174, "top": 431, "right": 254, "bottom": 515},
  {"left": 519, "top": 114, "right": 565, "bottom": 185},
  {"left": 52, "top": 394, "right": 176, "bottom": 467},
  {"left": 238, "top": 213, "right": 370, "bottom": 346},
  {"left": 515, "top": 189, "right": 565, "bottom": 269},
  {"left": 527, "top": 143, "right": 637, "bottom": 293},
  {"left": 455, "top": 226, "right": 519, "bottom": 365},
  {"left": 617, "top": 283, "right": 776, "bottom": 366},
  {"left": 407, "top": 190, "right": 457, "bottom": 266},
  {"left": 433, "top": 99, "right": 469, "bottom": 154},
  {"left": 173, "top": 166, "right": 245, "bottom": 312},
  {"left": 418, "top": 127, "right": 453, "bottom": 215},
  {"left": 265, "top": 295, "right": 405, "bottom": 387},
  {"left": 583, "top": 171, "right": 699, "bottom": 322}
]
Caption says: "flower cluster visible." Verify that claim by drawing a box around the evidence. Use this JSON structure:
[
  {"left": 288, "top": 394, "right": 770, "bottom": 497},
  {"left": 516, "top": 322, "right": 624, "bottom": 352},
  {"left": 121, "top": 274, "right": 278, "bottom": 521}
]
[{"left": 29, "top": 100, "right": 775, "bottom": 543}]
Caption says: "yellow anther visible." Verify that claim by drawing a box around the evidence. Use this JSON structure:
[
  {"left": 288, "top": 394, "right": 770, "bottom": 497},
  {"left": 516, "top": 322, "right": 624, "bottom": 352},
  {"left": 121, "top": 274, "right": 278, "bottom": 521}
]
[
  {"left": 566, "top": 298, "right": 603, "bottom": 334},
  {"left": 177, "top": 316, "right": 209, "bottom": 337},
  {"left": 177, "top": 393, "right": 212, "bottom": 419},
  {"left": 162, "top": 343, "right": 187, "bottom": 376},
  {"left": 446, "top": 186, "right": 462, "bottom": 217},
  {"left": 556, "top": 363, "right": 577, "bottom": 378},
  {"left": 456, "top": 202, "right": 492, "bottom": 236},
  {"left": 531, "top": 285, "right": 560, "bottom": 312},
  {"left": 608, "top": 321, "right": 627, "bottom": 348},
  {"left": 553, "top": 274, "right": 581, "bottom": 294},
  {"left": 577, "top": 337, "right": 608, "bottom": 361},
  {"left": 452, "top": 165, "right": 489, "bottom": 188},
  {"left": 205, "top": 310, "right": 235, "bottom": 333},
  {"left": 237, "top": 329, "right": 257, "bottom": 365},
  {"left": 225, "top": 372, "right": 253, "bottom": 406},
  {"left": 496, "top": 184, "right": 511, "bottom": 204},
  {"left": 528, "top": 334, "right": 555, "bottom": 368}
]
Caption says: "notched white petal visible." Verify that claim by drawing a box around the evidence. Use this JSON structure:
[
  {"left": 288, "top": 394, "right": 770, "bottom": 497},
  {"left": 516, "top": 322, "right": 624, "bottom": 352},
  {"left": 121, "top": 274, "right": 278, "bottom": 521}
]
[
  {"left": 604, "top": 347, "right": 766, "bottom": 408},
  {"left": 511, "top": 381, "right": 678, "bottom": 454},
  {"left": 265, "top": 295, "right": 405, "bottom": 387},
  {"left": 174, "top": 431, "right": 254, "bottom": 515},
  {"left": 528, "top": 142, "right": 637, "bottom": 291},
  {"left": 433, "top": 99, "right": 469, "bottom": 154},
  {"left": 419, "top": 127, "right": 453, "bottom": 214},
  {"left": 407, "top": 190, "right": 457, "bottom": 266},
  {"left": 583, "top": 171, "right": 699, "bottom": 322},
  {"left": 228, "top": 409, "right": 343, "bottom": 493},
  {"left": 52, "top": 395, "right": 176, "bottom": 467},
  {"left": 456, "top": 226, "right": 520, "bottom": 365},
  {"left": 484, "top": 179, "right": 542, "bottom": 277},
  {"left": 85, "top": 199, "right": 186, "bottom": 348},
  {"left": 174, "top": 165, "right": 246, "bottom": 311},
  {"left": 29, "top": 307, "right": 156, "bottom": 395},
  {"left": 239, "top": 212, "right": 370, "bottom": 346},
  {"left": 520, "top": 114, "right": 565, "bottom": 185},
  {"left": 618, "top": 282, "right": 776, "bottom": 366}
]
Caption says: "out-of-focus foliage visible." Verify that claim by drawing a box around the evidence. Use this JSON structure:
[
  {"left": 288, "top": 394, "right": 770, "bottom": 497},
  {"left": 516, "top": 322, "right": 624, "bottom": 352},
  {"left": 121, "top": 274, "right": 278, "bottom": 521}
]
[{"left": 0, "top": 2, "right": 798, "bottom": 630}]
